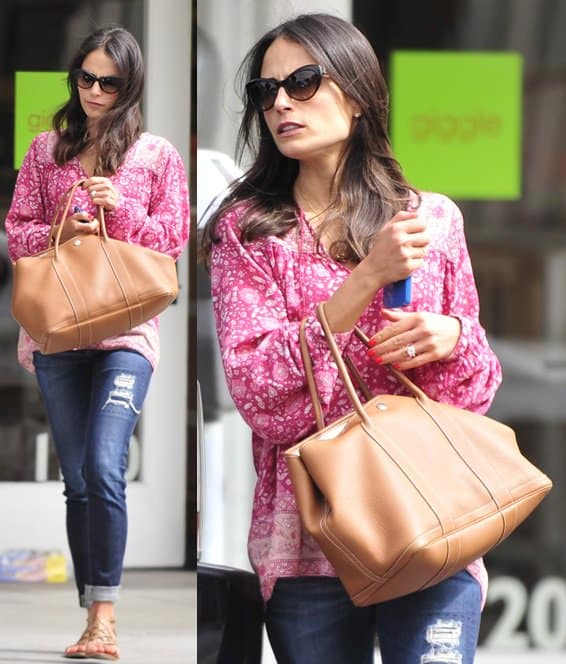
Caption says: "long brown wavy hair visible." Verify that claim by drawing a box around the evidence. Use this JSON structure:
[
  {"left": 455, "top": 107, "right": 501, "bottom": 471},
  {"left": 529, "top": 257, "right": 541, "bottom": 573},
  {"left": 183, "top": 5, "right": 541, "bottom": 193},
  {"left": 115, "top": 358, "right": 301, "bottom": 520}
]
[
  {"left": 52, "top": 27, "right": 144, "bottom": 175},
  {"left": 200, "top": 13, "right": 418, "bottom": 266}
]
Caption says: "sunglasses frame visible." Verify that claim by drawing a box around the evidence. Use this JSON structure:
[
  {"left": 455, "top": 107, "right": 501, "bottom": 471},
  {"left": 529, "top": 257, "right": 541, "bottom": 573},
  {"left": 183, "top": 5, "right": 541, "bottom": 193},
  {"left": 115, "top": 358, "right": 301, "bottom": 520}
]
[
  {"left": 73, "top": 68, "right": 123, "bottom": 95},
  {"left": 246, "top": 64, "right": 326, "bottom": 112}
]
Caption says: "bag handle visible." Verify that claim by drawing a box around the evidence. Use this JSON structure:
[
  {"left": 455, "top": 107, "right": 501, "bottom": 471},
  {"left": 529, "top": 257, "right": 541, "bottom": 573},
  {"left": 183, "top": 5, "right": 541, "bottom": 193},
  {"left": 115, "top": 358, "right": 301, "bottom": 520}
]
[
  {"left": 349, "top": 324, "right": 429, "bottom": 402},
  {"left": 48, "top": 180, "right": 109, "bottom": 258},
  {"left": 299, "top": 318, "right": 326, "bottom": 430},
  {"left": 300, "top": 302, "right": 430, "bottom": 431}
]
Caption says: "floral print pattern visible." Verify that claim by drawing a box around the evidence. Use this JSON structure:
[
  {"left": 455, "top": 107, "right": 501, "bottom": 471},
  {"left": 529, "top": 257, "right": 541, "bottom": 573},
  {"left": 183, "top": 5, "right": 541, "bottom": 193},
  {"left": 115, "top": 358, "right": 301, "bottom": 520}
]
[
  {"left": 211, "top": 192, "right": 502, "bottom": 605},
  {"left": 5, "top": 131, "right": 190, "bottom": 372}
]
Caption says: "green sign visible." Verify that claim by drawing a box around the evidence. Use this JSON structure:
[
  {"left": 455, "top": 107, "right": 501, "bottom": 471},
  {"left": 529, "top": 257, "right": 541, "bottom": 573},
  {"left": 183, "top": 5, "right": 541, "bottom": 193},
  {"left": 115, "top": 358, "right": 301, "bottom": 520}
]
[
  {"left": 14, "top": 71, "right": 68, "bottom": 170},
  {"left": 390, "top": 52, "right": 522, "bottom": 199}
]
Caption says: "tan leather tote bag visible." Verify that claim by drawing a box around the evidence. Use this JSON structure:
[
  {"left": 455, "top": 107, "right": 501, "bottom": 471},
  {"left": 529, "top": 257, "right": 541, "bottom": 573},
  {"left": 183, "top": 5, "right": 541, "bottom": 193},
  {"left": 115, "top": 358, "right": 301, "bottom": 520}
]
[
  {"left": 284, "top": 303, "right": 552, "bottom": 607},
  {"left": 11, "top": 179, "right": 179, "bottom": 354}
]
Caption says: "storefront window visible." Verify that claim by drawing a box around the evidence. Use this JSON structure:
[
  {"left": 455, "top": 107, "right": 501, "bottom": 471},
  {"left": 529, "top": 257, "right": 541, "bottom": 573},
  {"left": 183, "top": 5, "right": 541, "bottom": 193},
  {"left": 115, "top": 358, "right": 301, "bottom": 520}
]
[
  {"left": 0, "top": 0, "right": 144, "bottom": 482},
  {"left": 355, "top": 0, "right": 566, "bottom": 652}
]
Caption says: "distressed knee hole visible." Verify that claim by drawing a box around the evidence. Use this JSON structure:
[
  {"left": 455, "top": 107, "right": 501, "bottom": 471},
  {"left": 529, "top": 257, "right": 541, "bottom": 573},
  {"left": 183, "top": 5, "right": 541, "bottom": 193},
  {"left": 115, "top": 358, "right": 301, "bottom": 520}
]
[
  {"left": 421, "top": 619, "right": 463, "bottom": 664},
  {"left": 102, "top": 373, "right": 141, "bottom": 414}
]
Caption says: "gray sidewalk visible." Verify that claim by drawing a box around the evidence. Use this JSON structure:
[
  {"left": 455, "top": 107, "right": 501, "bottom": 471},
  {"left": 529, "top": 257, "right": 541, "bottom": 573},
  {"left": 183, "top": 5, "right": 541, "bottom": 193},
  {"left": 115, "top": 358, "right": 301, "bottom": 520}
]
[{"left": 0, "top": 570, "right": 196, "bottom": 664}]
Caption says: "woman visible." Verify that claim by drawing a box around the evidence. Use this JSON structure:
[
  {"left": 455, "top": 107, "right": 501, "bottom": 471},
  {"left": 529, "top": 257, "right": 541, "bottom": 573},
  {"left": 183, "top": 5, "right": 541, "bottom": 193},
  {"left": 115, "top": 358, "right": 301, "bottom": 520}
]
[
  {"left": 5, "top": 27, "right": 189, "bottom": 660},
  {"left": 201, "top": 13, "right": 501, "bottom": 664}
]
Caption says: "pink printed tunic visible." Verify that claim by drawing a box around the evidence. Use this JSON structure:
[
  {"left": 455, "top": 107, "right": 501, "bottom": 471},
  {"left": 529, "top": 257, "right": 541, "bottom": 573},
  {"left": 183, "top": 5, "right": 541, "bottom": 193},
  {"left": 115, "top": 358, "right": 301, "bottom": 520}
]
[
  {"left": 211, "top": 192, "right": 502, "bottom": 606},
  {"left": 5, "top": 130, "right": 190, "bottom": 372}
]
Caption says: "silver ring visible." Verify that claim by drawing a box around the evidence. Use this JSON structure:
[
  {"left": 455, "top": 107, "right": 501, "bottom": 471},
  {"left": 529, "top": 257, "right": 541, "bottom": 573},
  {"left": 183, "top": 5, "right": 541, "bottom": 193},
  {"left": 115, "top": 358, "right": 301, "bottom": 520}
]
[{"left": 405, "top": 344, "right": 417, "bottom": 359}]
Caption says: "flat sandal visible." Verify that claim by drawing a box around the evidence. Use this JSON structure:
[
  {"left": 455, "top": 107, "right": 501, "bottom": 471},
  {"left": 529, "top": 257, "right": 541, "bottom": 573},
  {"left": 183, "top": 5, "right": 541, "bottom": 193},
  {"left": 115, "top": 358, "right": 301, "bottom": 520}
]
[{"left": 84, "top": 617, "right": 120, "bottom": 661}]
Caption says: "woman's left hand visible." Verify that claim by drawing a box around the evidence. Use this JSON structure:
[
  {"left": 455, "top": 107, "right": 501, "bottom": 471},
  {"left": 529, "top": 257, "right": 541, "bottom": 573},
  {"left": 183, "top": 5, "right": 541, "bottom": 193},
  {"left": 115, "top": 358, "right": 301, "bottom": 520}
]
[
  {"left": 367, "top": 309, "right": 461, "bottom": 370},
  {"left": 82, "top": 177, "right": 120, "bottom": 211}
]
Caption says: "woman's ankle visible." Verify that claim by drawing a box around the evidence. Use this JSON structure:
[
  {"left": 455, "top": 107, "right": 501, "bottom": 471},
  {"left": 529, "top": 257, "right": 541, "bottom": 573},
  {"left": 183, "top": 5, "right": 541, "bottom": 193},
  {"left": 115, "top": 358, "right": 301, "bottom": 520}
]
[{"left": 88, "top": 601, "right": 115, "bottom": 622}]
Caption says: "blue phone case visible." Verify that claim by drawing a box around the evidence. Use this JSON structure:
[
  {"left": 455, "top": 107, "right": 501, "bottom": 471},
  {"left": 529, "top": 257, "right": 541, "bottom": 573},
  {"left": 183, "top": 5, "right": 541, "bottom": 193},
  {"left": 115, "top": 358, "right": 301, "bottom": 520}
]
[{"left": 383, "top": 277, "right": 412, "bottom": 308}]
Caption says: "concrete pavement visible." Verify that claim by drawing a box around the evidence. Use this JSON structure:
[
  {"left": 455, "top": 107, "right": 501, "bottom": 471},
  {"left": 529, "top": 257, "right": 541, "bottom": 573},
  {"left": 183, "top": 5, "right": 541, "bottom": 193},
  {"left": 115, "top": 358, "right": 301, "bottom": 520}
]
[
  {"left": 0, "top": 570, "right": 196, "bottom": 664},
  {"left": 3, "top": 571, "right": 562, "bottom": 664}
]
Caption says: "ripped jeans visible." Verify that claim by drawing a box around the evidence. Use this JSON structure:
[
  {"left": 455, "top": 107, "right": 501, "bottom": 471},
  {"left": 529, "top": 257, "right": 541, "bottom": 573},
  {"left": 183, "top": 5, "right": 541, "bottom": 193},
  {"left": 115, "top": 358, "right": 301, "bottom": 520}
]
[
  {"left": 266, "top": 571, "right": 481, "bottom": 664},
  {"left": 33, "top": 349, "right": 152, "bottom": 608}
]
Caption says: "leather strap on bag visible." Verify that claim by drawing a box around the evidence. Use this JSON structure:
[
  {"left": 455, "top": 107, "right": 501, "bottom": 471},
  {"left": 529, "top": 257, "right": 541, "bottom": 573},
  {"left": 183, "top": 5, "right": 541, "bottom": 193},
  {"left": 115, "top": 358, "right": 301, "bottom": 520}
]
[
  {"left": 299, "top": 318, "right": 326, "bottom": 430},
  {"left": 300, "top": 302, "right": 430, "bottom": 431},
  {"left": 48, "top": 179, "right": 109, "bottom": 254}
]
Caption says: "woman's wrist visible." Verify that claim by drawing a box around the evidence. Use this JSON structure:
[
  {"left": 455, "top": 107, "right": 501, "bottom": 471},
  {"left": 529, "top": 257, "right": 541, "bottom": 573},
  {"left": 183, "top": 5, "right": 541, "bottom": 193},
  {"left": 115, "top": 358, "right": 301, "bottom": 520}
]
[
  {"left": 352, "top": 256, "right": 387, "bottom": 295},
  {"left": 325, "top": 260, "right": 385, "bottom": 333}
]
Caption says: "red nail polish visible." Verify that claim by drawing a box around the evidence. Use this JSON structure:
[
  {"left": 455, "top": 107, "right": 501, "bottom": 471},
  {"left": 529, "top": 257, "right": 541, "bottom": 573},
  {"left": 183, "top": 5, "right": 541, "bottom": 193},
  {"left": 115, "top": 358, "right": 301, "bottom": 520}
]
[
  {"left": 374, "top": 356, "right": 383, "bottom": 365},
  {"left": 368, "top": 338, "right": 376, "bottom": 348},
  {"left": 393, "top": 363, "right": 401, "bottom": 370},
  {"left": 368, "top": 348, "right": 375, "bottom": 357}
]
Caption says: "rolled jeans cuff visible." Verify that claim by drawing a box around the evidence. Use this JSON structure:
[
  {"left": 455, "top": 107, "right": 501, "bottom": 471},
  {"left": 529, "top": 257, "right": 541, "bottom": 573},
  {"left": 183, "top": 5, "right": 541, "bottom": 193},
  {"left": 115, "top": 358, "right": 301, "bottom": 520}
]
[{"left": 85, "top": 584, "right": 120, "bottom": 606}]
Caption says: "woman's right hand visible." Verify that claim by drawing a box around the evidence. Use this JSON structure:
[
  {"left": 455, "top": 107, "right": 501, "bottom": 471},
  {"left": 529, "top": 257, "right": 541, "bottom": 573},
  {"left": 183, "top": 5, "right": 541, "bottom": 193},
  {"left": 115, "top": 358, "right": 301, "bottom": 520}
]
[
  {"left": 363, "top": 210, "right": 429, "bottom": 286},
  {"left": 55, "top": 210, "right": 100, "bottom": 244},
  {"left": 324, "top": 210, "right": 430, "bottom": 333}
]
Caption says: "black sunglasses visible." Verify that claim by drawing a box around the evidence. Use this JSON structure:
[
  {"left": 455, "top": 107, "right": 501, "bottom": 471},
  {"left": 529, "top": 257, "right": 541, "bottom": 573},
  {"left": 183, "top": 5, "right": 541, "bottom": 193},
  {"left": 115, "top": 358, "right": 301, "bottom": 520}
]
[
  {"left": 73, "top": 69, "right": 123, "bottom": 95},
  {"left": 246, "top": 64, "right": 326, "bottom": 112}
]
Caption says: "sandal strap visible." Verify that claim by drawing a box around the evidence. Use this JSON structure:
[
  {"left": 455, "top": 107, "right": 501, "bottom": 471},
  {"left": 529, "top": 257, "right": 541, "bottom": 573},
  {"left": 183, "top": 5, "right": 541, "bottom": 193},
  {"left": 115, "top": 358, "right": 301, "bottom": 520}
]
[
  {"left": 88, "top": 618, "right": 117, "bottom": 646},
  {"left": 73, "top": 621, "right": 93, "bottom": 646},
  {"left": 64, "top": 621, "right": 92, "bottom": 655},
  {"left": 76, "top": 629, "right": 91, "bottom": 645}
]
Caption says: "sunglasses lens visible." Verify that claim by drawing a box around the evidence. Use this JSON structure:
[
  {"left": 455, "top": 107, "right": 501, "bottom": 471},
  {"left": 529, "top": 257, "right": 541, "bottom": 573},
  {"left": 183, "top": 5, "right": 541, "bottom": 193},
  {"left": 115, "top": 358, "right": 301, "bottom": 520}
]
[
  {"left": 99, "top": 78, "right": 121, "bottom": 94},
  {"left": 285, "top": 67, "right": 321, "bottom": 101},
  {"left": 248, "top": 80, "right": 277, "bottom": 111},
  {"left": 247, "top": 66, "right": 323, "bottom": 112},
  {"left": 74, "top": 70, "right": 121, "bottom": 94},
  {"left": 76, "top": 71, "right": 95, "bottom": 89}
]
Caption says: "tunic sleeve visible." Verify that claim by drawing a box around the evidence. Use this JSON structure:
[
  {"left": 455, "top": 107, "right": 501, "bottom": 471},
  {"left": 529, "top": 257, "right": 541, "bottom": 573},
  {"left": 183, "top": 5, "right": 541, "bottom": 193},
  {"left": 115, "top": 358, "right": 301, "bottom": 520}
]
[
  {"left": 211, "top": 208, "right": 354, "bottom": 445},
  {"left": 5, "top": 136, "right": 50, "bottom": 261},
  {"left": 106, "top": 139, "right": 189, "bottom": 259},
  {"left": 410, "top": 201, "right": 502, "bottom": 414}
]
